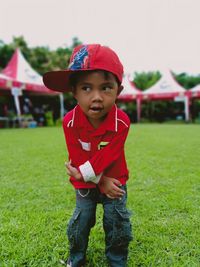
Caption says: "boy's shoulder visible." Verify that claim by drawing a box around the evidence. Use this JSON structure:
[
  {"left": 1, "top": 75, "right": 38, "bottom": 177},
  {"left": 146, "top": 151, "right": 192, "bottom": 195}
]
[
  {"left": 116, "top": 107, "right": 130, "bottom": 128},
  {"left": 62, "top": 108, "right": 75, "bottom": 128}
]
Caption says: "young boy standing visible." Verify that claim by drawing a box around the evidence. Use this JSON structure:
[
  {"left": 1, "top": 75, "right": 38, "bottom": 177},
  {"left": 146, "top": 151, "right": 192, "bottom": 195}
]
[{"left": 43, "top": 44, "right": 132, "bottom": 267}]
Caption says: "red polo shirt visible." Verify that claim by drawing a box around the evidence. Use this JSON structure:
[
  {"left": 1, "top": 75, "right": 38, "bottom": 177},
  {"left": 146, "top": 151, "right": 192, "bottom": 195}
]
[{"left": 62, "top": 104, "right": 130, "bottom": 189}]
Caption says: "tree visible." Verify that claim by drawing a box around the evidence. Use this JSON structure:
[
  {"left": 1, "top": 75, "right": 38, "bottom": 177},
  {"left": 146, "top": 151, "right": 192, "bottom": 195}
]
[
  {"left": 174, "top": 72, "right": 200, "bottom": 89},
  {"left": 71, "top": 37, "right": 82, "bottom": 49},
  {"left": 132, "top": 71, "right": 161, "bottom": 90}
]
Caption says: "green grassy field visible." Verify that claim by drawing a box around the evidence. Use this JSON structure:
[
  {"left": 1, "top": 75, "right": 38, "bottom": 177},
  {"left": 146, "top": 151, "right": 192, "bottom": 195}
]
[{"left": 0, "top": 125, "right": 200, "bottom": 267}]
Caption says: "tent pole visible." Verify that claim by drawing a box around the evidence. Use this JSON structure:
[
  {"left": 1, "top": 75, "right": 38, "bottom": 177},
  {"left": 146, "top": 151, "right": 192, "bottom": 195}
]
[
  {"left": 13, "top": 94, "right": 23, "bottom": 127},
  {"left": 59, "top": 93, "right": 65, "bottom": 119},
  {"left": 136, "top": 98, "right": 141, "bottom": 122},
  {"left": 13, "top": 94, "right": 21, "bottom": 117},
  {"left": 11, "top": 87, "right": 22, "bottom": 126},
  {"left": 184, "top": 95, "right": 190, "bottom": 122}
]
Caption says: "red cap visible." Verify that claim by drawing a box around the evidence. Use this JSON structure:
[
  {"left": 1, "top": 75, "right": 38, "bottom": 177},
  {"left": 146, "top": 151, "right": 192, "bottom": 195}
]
[{"left": 43, "top": 44, "right": 124, "bottom": 92}]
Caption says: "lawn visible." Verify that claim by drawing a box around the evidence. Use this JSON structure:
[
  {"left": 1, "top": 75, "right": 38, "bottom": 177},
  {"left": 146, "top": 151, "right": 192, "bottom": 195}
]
[{"left": 0, "top": 124, "right": 200, "bottom": 267}]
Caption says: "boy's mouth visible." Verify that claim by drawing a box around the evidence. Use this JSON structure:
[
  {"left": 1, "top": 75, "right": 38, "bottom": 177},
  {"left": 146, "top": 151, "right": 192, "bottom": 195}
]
[{"left": 90, "top": 106, "right": 103, "bottom": 112}]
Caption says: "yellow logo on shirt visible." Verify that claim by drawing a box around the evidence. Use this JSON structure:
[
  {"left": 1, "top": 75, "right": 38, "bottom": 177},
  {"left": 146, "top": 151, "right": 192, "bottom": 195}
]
[{"left": 98, "top": 141, "right": 109, "bottom": 150}]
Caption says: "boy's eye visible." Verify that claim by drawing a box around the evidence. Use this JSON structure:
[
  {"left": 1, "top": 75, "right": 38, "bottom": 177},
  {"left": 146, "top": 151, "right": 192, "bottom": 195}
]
[
  {"left": 82, "top": 86, "right": 91, "bottom": 92},
  {"left": 102, "top": 86, "right": 112, "bottom": 92}
]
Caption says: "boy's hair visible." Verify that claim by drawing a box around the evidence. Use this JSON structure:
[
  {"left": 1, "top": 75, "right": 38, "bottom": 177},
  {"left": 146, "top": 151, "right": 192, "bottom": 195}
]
[
  {"left": 43, "top": 44, "right": 123, "bottom": 93},
  {"left": 69, "top": 70, "right": 121, "bottom": 92}
]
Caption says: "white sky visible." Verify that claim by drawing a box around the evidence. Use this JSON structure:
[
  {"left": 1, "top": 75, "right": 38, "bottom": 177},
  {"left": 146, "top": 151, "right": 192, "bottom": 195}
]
[{"left": 1, "top": 0, "right": 200, "bottom": 75}]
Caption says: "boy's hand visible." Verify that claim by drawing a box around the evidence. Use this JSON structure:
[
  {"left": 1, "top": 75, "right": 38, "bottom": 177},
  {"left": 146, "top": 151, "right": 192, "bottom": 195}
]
[
  {"left": 99, "top": 176, "right": 125, "bottom": 199},
  {"left": 65, "top": 161, "right": 82, "bottom": 180}
]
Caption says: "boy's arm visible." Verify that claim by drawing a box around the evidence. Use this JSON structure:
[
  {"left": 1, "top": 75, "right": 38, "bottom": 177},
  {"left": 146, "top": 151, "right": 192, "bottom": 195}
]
[
  {"left": 66, "top": 161, "right": 125, "bottom": 198},
  {"left": 98, "top": 175, "right": 125, "bottom": 198}
]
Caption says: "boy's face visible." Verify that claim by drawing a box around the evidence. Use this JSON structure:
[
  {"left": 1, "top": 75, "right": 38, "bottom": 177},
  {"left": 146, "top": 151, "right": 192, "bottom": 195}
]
[{"left": 73, "top": 71, "right": 123, "bottom": 128}]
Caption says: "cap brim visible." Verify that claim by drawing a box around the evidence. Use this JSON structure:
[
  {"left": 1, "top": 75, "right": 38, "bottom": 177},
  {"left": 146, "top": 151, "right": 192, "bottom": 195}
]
[
  {"left": 43, "top": 67, "right": 122, "bottom": 92},
  {"left": 43, "top": 70, "right": 75, "bottom": 92}
]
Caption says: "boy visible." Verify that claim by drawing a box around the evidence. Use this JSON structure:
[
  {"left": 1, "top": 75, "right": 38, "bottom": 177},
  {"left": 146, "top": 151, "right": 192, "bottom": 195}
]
[{"left": 43, "top": 44, "right": 132, "bottom": 267}]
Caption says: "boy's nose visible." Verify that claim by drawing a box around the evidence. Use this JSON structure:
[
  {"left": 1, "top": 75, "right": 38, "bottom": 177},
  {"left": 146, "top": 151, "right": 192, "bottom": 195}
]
[{"left": 91, "top": 90, "right": 103, "bottom": 101}]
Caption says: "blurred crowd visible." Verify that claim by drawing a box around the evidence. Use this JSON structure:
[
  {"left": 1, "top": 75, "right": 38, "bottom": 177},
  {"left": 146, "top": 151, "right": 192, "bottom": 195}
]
[{"left": 0, "top": 97, "right": 63, "bottom": 128}]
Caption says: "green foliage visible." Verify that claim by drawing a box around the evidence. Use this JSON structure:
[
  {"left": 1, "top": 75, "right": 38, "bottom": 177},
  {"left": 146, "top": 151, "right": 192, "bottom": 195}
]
[
  {"left": 141, "top": 101, "right": 187, "bottom": 123},
  {"left": 174, "top": 72, "right": 200, "bottom": 90},
  {"left": 0, "top": 125, "right": 200, "bottom": 266},
  {"left": 71, "top": 37, "right": 82, "bottom": 49},
  {"left": 0, "top": 42, "right": 15, "bottom": 70},
  {"left": 133, "top": 71, "right": 161, "bottom": 90},
  {"left": 45, "top": 111, "right": 54, "bottom": 127},
  {"left": 131, "top": 71, "right": 200, "bottom": 91}
]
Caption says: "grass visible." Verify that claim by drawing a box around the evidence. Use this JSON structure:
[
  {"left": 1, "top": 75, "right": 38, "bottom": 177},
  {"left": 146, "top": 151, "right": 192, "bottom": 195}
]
[{"left": 0, "top": 124, "right": 200, "bottom": 266}]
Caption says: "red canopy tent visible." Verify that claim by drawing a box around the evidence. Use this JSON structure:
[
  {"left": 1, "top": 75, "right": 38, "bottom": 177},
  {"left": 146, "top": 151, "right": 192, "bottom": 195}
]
[
  {"left": 118, "top": 74, "right": 143, "bottom": 122},
  {"left": 0, "top": 49, "right": 62, "bottom": 118},
  {"left": 189, "top": 84, "right": 200, "bottom": 121},
  {"left": 1, "top": 48, "right": 55, "bottom": 94},
  {"left": 142, "top": 70, "right": 190, "bottom": 121},
  {"left": 190, "top": 84, "right": 200, "bottom": 98},
  {"left": 0, "top": 73, "right": 20, "bottom": 89},
  {"left": 0, "top": 73, "right": 25, "bottom": 117}
]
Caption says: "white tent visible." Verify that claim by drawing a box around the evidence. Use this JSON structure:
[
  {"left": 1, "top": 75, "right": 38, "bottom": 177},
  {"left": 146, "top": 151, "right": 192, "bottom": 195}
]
[
  {"left": 190, "top": 84, "right": 200, "bottom": 98},
  {"left": 0, "top": 73, "right": 23, "bottom": 90},
  {"left": 0, "top": 73, "right": 24, "bottom": 117},
  {"left": 2, "top": 48, "right": 55, "bottom": 94},
  {"left": 142, "top": 70, "right": 190, "bottom": 121},
  {"left": 118, "top": 74, "right": 142, "bottom": 122},
  {"left": 1, "top": 49, "right": 64, "bottom": 118},
  {"left": 0, "top": 73, "right": 12, "bottom": 89}
]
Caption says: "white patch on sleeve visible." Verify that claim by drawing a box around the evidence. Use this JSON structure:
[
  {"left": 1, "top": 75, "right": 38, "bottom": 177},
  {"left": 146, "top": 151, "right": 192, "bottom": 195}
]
[
  {"left": 78, "top": 139, "right": 91, "bottom": 151},
  {"left": 79, "top": 161, "right": 102, "bottom": 184}
]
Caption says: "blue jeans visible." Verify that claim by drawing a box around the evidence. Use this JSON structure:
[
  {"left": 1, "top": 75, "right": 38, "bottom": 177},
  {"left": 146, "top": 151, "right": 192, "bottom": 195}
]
[{"left": 67, "top": 186, "right": 132, "bottom": 267}]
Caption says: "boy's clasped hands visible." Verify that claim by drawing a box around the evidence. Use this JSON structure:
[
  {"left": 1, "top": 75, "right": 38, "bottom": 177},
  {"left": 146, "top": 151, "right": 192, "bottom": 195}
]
[{"left": 65, "top": 161, "right": 125, "bottom": 199}]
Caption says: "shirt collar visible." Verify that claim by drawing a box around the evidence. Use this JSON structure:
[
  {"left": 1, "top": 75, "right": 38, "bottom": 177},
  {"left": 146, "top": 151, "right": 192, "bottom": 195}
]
[{"left": 72, "top": 104, "right": 118, "bottom": 133}]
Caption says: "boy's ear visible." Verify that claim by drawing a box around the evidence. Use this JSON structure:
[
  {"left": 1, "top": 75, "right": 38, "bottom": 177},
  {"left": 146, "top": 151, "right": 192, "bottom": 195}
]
[{"left": 117, "top": 85, "right": 124, "bottom": 96}]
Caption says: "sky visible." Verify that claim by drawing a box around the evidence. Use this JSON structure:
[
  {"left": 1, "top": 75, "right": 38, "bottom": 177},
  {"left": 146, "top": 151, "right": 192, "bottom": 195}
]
[{"left": 1, "top": 0, "right": 200, "bottom": 75}]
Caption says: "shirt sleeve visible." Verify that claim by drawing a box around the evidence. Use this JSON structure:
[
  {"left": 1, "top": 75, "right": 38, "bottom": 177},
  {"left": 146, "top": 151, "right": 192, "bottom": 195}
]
[{"left": 79, "top": 123, "right": 130, "bottom": 182}]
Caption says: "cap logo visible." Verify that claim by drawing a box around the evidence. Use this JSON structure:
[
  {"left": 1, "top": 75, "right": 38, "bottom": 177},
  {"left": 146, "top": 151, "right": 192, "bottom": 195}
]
[{"left": 68, "top": 45, "right": 89, "bottom": 70}]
